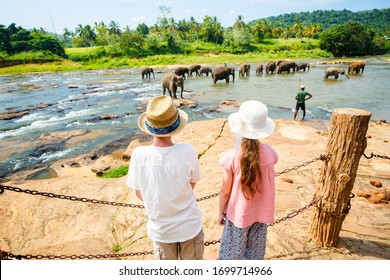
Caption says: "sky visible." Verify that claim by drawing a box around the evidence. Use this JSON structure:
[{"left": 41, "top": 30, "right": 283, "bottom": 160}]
[{"left": 2, "top": 0, "right": 389, "bottom": 34}]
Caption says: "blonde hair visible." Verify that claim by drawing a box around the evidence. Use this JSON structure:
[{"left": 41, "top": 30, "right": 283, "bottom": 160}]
[{"left": 240, "top": 138, "right": 262, "bottom": 200}]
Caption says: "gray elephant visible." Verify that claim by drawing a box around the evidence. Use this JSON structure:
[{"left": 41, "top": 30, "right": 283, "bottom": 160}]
[
  {"left": 238, "top": 64, "right": 250, "bottom": 77},
  {"left": 188, "top": 64, "right": 201, "bottom": 77},
  {"left": 256, "top": 64, "right": 263, "bottom": 75},
  {"left": 212, "top": 66, "right": 235, "bottom": 83},
  {"left": 324, "top": 67, "right": 349, "bottom": 79},
  {"left": 199, "top": 66, "right": 212, "bottom": 77},
  {"left": 141, "top": 67, "right": 155, "bottom": 79},
  {"left": 161, "top": 72, "right": 184, "bottom": 99},
  {"left": 265, "top": 62, "right": 276, "bottom": 74},
  {"left": 174, "top": 67, "right": 189, "bottom": 80},
  {"left": 277, "top": 61, "right": 295, "bottom": 74},
  {"left": 348, "top": 62, "right": 365, "bottom": 74},
  {"left": 296, "top": 62, "right": 310, "bottom": 72}
]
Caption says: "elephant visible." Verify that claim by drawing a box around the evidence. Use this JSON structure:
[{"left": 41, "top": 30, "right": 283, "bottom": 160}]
[
  {"left": 265, "top": 62, "right": 277, "bottom": 74},
  {"left": 256, "top": 64, "right": 263, "bottom": 75},
  {"left": 174, "top": 67, "right": 189, "bottom": 80},
  {"left": 277, "top": 61, "right": 295, "bottom": 74},
  {"left": 161, "top": 72, "right": 184, "bottom": 99},
  {"left": 141, "top": 67, "right": 155, "bottom": 79},
  {"left": 348, "top": 62, "right": 365, "bottom": 74},
  {"left": 296, "top": 62, "right": 310, "bottom": 72},
  {"left": 324, "top": 67, "right": 349, "bottom": 79},
  {"left": 212, "top": 66, "right": 235, "bottom": 83},
  {"left": 238, "top": 64, "right": 250, "bottom": 77},
  {"left": 188, "top": 64, "right": 201, "bottom": 77},
  {"left": 199, "top": 66, "right": 212, "bottom": 77}
]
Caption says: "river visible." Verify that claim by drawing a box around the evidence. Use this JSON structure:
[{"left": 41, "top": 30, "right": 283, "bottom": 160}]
[{"left": 0, "top": 58, "right": 389, "bottom": 178}]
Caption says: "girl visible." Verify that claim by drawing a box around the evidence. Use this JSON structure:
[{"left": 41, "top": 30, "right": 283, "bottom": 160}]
[{"left": 218, "top": 100, "right": 278, "bottom": 260}]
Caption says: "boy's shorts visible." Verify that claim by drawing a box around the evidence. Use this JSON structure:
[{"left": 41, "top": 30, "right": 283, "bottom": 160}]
[{"left": 153, "top": 229, "right": 204, "bottom": 260}]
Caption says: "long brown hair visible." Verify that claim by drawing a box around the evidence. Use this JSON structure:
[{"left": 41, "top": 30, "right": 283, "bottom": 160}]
[{"left": 240, "top": 137, "right": 261, "bottom": 199}]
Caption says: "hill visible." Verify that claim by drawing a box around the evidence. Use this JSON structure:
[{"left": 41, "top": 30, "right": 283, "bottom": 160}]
[{"left": 259, "top": 8, "right": 390, "bottom": 31}]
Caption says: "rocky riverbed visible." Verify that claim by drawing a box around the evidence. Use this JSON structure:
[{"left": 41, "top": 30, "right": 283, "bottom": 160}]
[{"left": 0, "top": 115, "right": 389, "bottom": 260}]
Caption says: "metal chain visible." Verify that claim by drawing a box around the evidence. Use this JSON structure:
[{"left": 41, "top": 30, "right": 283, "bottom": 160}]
[
  {"left": 363, "top": 152, "right": 390, "bottom": 160},
  {"left": 0, "top": 185, "right": 145, "bottom": 209},
  {"left": 268, "top": 195, "right": 321, "bottom": 227},
  {"left": 0, "top": 184, "right": 218, "bottom": 206},
  {"left": 275, "top": 153, "right": 331, "bottom": 177},
  {"left": 1, "top": 249, "right": 154, "bottom": 260},
  {"left": 314, "top": 196, "right": 352, "bottom": 218},
  {"left": 0, "top": 154, "right": 331, "bottom": 208}
]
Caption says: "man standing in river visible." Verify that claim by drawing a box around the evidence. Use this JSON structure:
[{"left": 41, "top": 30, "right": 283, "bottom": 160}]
[{"left": 294, "top": 85, "right": 312, "bottom": 121}]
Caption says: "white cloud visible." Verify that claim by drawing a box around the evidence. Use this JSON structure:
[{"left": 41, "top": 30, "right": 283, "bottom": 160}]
[
  {"left": 229, "top": 10, "right": 236, "bottom": 15},
  {"left": 130, "top": 15, "right": 146, "bottom": 23}
]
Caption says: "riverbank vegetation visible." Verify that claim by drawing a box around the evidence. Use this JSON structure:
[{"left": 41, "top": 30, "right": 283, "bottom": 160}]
[{"left": 1, "top": 8, "right": 389, "bottom": 75}]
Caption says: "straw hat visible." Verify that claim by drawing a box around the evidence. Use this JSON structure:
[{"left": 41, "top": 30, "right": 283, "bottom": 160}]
[
  {"left": 228, "top": 100, "right": 275, "bottom": 139},
  {"left": 138, "top": 96, "right": 188, "bottom": 137}
]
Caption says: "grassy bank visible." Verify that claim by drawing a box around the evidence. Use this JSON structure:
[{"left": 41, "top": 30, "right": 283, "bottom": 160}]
[
  {"left": 0, "top": 50, "right": 330, "bottom": 75},
  {"left": 0, "top": 38, "right": 336, "bottom": 75}
]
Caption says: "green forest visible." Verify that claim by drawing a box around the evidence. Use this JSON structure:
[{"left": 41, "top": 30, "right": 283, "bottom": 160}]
[{"left": 1, "top": 7, "right": 389, "bottom": 71}]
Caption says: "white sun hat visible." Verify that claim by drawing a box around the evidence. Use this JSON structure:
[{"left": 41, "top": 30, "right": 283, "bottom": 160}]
[{"left": 228, "top": 100, "right": 275, "bottom": 139}]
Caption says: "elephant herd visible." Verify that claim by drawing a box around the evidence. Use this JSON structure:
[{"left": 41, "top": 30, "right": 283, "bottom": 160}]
[{"left": 141, "top": 60, "right": 365, "bottom": 99}]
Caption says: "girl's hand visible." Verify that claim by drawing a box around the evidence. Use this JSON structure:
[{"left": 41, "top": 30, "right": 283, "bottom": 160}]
[{"left": 218, "top": 214, "right": 225, "bottom": 226}]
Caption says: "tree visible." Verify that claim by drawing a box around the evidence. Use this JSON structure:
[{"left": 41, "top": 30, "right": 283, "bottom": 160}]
[
  {"left": 293, "top": 17, "right": 304, "bottom": 39},
  {"left": 0, "top": 25, "right": 12, "bottom": 53},
  {"left": 75, "top": 24, "right": 96, "bottom": 47},
  {"left": 233, "top": 15, "right": 246, "bottom": 30},
  {"left": 252, "top": 19, "right": 265, "bottom": 43},
  {"left": 136, "top": 23, "right": 149, "bottom": 36},
  {"left": 283, "top": 25, "right": 293, "bottom": 40},
  {"left": 108, "top": 21, "right": 121, "bottom": 35},
  {"left": 320, "top": 21, "right": 378, "bottom": 56},
  {"left": 189, "top": 17, "right": 200, "bottom": 42},
  {"left": 30, "top": 30, "right": 66, "bottom": 57},
  {"left": 272, "top": 22, "right": 283, "bottom": 38}
]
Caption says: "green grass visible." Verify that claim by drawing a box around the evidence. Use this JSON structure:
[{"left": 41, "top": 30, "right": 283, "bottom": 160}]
[
  {"left": 98, "top": 165, "right": 128, "bottom": 179},
  {"left": 0, "top": 39, "right": 334, "bottom": 75},
  {"left": 112, "top": 243, "right": 125, "bottom": 253}
]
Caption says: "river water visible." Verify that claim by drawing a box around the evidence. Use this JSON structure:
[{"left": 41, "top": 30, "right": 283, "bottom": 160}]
[{"left": 0, "top": 58, "right": 389, "bottom": 178}]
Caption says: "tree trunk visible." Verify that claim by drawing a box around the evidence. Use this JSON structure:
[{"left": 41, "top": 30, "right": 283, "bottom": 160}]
[{"left": 309, "top": 108, "right": 371, "bottom": 247}]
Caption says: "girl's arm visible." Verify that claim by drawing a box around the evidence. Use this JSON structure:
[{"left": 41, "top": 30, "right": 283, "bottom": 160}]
[{"left": 218, "top": 169, "right": 233, "bottom": 225}]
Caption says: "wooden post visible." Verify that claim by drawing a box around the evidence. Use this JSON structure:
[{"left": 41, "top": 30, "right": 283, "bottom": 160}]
[{"left": 309, "top": 108, "right": 371, "bottom": 247}]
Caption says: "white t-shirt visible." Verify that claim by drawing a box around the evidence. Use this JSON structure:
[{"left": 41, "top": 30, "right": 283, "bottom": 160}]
[{"left": 126, "top": 143, "right": 202, "bottom": 243}]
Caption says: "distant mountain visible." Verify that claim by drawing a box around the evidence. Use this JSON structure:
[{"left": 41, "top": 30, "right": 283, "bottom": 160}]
[{"left": 256, "top": 8, "right": 390, "bottom": 30}]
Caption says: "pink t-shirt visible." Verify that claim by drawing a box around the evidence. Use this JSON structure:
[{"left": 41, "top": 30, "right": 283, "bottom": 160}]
[{"left": 220, "top": 144, "right": 278, "bottom": 228}]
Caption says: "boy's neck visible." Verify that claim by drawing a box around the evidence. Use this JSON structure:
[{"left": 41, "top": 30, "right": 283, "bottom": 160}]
[{"left": 153, "top": 136, "right": 174, "bottom": 147}]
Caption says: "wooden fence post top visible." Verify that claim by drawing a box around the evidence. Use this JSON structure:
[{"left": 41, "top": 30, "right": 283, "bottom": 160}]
[{"left": 334, "top": 108, "right": 372, "bottom": 116}]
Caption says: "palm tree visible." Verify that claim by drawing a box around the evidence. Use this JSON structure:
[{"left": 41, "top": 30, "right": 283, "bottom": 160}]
[
  {"left": 252, "top": 19, "right": 264, "bottom": 43},
  {"left": 233, "top": 15, "right": 246, "bottom": 30},
  {"left": 211, "top": 16, "right": 223, "bottom": 44},
  {"left": 293, "top": 17, "right": 304, "bottom": 39},
  {"left": 260, "top": 20, "right": 272, "bottom": 38},
  {"left": 200, "top": 15, "right": 213, "bottom": 43},
  {"left": 272, "top": 22, "right": 283, "bottom": 38},
  {"left": 167, "top": 17, "right": 177, "bottom": 34},
  {"left": 283, "top": 25, "right": 293, "bottom": 40},
  {"left": 76, "top": 24, "right": 96, "bottom": 48},
  {"left": 189, "top": 17, "right": 200, "bottom": 42},
  {"left": 177, "top": 19, "right": 189, "bottom": 40},
  {"left": 108, "top": 21, "right": 121, "bottom": 35},
  {"left": 62, "top": 27, "right": 74, "bottom": 47}
]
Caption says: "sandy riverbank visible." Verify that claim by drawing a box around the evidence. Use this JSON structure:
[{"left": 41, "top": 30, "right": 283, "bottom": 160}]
[{"left": 0, "top": 116, "right": 389, "bottom": 260}]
